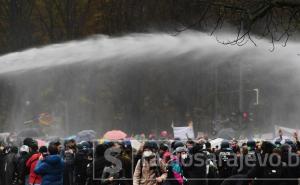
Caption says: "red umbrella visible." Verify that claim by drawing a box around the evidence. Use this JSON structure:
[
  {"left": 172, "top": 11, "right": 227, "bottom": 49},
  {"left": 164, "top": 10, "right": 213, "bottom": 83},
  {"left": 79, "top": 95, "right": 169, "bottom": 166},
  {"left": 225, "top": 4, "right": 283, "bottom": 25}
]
[{"left": 103, "top": 130, "right": 127, "bottom": 140}]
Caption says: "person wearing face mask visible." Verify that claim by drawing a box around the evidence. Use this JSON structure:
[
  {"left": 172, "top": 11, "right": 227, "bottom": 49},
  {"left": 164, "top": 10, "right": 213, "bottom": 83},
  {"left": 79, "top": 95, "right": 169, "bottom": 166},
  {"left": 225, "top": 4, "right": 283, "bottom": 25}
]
[
  {"left": 133, "top": 141, "right": 167, "bottom": 185},
  {"left": 166, "top": 147, "right": 188, "bottom": 185}
]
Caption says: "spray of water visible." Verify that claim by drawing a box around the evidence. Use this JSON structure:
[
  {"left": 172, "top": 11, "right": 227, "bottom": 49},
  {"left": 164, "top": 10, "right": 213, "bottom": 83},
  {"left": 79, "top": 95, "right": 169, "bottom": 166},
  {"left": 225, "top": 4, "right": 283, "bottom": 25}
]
[{"left": 0, "top": 31, "right": 299, "bottom": 137}]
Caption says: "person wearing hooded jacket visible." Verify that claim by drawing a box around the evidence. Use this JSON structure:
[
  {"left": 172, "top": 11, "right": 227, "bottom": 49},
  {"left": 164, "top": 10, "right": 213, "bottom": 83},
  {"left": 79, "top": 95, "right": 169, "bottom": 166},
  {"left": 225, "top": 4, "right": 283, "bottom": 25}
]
[
  {"left": 2, "top": 146, "right": 19, "bottom": 185},
  {"left": 62, "top": 139, "right": 76, "bottom": 185},
  {"left": 74, "top": 142, "right": 90, "bottom": 185},
  {"left": 86, "top": 144, "right": 110, "bottom": 185},
  {"left": 34, "top": 143, "right": 64, "bottom": 185},
  {"left": 183, "top": 143, "right": 207, "bottom": 185},
  {"left": 216, "top": 140, "right": 237, "bottom": 180},
  {"left": 133, "top": 141, "right": 167, "bottom": 185},
  {"left": 24, "top": 139, "right": 39, "bottom": 185},
  {"left": 26, "top": 146, "right": 47, "bottom": 185},
  {"left": 16, "top": 145, "right": 30, "bottom": 185}
]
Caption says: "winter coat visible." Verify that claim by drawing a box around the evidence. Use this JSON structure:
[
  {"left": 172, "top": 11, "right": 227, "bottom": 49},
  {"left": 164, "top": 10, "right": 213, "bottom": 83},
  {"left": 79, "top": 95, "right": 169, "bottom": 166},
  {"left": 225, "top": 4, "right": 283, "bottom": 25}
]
[
  {"left": 101, "top": 165, "right": 124, "bottom": 185},
  {"left": 16, "top": 152, "right": 29, "bottom": 185},
  {"left": 85, "top": 156, "right": 111, "bottom": 185},
  {"left": 74, "top": 150, "right": 89, "bottom": 184},
  {"left": 3, "top": 152, "right": 18, "bottom": 185},
  {"left": 247, "top": 154, "right": 288, "bottom": 185},
  {"left": 34, "top": 155, "right": 64, "bottom": 185},
  {"left": 133, "top": 156, "right": 167, "bottom": 185},
  {"left": 0, "top": 153, "right": 5, "bottom": 185},
  {"left": 62, "top": 149, "right": 75, "bottom": 185},
  {"left": 26, "top": 153, "right": 42, "bottom": 184},
  {"left": 183, "top": 151, "right": 207, "bottom": 185},
  {"left": 167, "top": 157, "right": 185, "bottom": 185}
]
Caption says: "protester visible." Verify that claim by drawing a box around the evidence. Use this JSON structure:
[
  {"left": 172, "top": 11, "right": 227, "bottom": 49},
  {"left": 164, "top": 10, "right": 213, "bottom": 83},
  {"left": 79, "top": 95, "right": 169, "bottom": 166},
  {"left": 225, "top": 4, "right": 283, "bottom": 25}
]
[
  {"left": 1, "top": 129, "right": 300, "bottom": 185},
  {"left": 0, "top": 144, "right": 6, "bottom": 185},
  {"left": 247, "top": 141, "right": 287, "bottom": 185},
  {"left": 25, "top": 139, "right": 39, "bottom": 185},
  {"left": 167, "top": 146, "right": 188, "bottom": 185},
  {"left": 34, "top": 142, "right": 65, "bottom": 185},
  {"left": 133, "top": 141, "right": 167, "bottom": 185},
  {"left": 26, "top": 146, "right": 47, "bottom": 185},
  {"left": 86, "top": 144, "right": 110, "bottom": 185},
  {"left": 216, "top": 140, "right": 238, "bottom": 181},
  {"left": 74, "top": 142, "right": 90, "bottom": 185},
  {"left": 2, "top": 146, "right": 19, "bottom": 185},
  {"left": 16, "top": 145, "right": 30, "bottom": 185},
  {"left": 100, "top": 143, "right": 125, "bottom": 185},
  {"left": 63, "top": 139, "right": 76, "bottom": 185}
]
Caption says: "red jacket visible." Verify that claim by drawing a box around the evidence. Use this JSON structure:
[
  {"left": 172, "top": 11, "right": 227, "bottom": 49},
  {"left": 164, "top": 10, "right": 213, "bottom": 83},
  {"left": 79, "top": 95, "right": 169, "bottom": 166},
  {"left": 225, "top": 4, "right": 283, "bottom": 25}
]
[{"left": 26, "top": 153, "right": 42, "bottom": 184}]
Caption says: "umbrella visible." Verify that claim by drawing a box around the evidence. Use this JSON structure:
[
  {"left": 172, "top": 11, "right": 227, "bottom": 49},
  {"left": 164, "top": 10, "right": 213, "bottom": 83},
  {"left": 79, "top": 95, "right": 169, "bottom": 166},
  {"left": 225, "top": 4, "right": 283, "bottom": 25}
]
[
  {"left": 103, "top": 130, "right": 127, "bottom": 140},
  {"left": 36, "top": 139, "right": 47, "bottom": 148},
  {"left": 216, "top": 128, "right": 235, "bottom": 140},
  {"left": 76, "top": 130, "right": 96, "bottom": 142},
  {"left": 17, "top": 128, "right": 43, "bottom": 138},
  {"left": 65, "top": 135, "right": 76, "bottom": 140}
]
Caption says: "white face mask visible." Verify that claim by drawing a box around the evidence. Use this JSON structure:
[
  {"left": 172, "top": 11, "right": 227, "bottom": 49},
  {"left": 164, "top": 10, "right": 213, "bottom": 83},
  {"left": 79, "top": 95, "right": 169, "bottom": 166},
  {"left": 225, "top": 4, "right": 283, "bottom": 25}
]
[
  {"left": 143, "top": 151, "right": 153, "bottom": 158},
  {"left": 181, "top": 154, "right": 188, "bottom": 159}
]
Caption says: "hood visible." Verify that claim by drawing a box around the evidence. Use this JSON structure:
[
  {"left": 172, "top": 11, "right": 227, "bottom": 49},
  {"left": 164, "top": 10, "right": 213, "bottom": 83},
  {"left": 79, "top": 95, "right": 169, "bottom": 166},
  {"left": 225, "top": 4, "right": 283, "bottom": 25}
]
[{"left": 44, "top": 155, "right": 62, "bottom": 165}]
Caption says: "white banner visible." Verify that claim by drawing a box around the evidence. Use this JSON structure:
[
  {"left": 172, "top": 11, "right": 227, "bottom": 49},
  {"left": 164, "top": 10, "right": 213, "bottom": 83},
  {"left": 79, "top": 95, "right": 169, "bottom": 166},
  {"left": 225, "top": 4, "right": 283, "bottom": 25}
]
[
  {"left": 275, "top": 125, "right": 298, "bottom": 138},
  {"left": 260, "top": 133, "right": 274, "bottom": 140},
  {"left": 173, "top": 126, "right": 195, "bottom": 140}
]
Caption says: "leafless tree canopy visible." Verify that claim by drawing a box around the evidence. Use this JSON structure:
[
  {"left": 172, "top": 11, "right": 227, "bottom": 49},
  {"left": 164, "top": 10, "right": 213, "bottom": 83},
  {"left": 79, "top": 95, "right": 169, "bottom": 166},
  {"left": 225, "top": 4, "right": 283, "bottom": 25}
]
[
  {"left": 0, "top": 0, "right": 299, "bottom": 53},
  {"left": 173, "top": 0, "right": 300, "bottom": 50}
]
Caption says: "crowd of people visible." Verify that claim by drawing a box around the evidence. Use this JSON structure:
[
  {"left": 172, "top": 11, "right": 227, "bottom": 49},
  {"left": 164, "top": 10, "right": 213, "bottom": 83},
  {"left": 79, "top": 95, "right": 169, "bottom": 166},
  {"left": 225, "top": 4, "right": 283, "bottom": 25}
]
[{"left": 1, "top": 131, "right": 300, "bottom": 185}]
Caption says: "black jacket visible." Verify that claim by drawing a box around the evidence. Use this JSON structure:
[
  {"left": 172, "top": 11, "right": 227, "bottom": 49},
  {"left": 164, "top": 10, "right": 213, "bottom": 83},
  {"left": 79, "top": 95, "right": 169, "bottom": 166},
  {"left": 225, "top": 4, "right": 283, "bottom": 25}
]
[
  {"left": 74, "top": 150, "right": 89, "bottom": 184},
  {"left": 183, "top": 149, "right": 207, "bottom": 185},
  {"left": 2, "top": 152, "right": 18, "bottom": 185},
  {"left": 247, "top": 154, "right": 288, "bottom": 185}
]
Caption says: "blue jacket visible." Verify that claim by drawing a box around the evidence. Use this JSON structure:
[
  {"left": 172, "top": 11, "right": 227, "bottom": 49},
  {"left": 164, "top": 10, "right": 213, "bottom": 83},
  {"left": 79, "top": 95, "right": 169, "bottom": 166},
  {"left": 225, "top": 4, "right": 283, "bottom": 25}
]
[{"left": 34, "top": 155, "right": 64, "bottom": 185}]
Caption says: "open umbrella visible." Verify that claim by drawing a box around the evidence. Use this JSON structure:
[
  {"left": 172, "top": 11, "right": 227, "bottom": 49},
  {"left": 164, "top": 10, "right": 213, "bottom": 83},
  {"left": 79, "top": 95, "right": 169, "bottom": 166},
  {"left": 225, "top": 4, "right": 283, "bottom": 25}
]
[
  {"left": 103, "top": 130, "right": 127, "bottom": 140},
  {"left": 216, "top": 128, "right": 235, "bottom": 140},
  {"left": 76, "top": 130, "right": 96, "bottom": 142},
  {"left": 17, "top": 128, "right": 43, "bottom": 138}
]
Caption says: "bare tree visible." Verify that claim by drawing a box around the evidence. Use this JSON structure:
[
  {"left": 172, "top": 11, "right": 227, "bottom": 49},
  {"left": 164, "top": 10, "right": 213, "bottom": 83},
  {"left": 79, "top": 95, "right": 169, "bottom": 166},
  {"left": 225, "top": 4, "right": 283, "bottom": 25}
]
[{"left": 173, "top": 0, "right": 300, "bottom": 50}]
